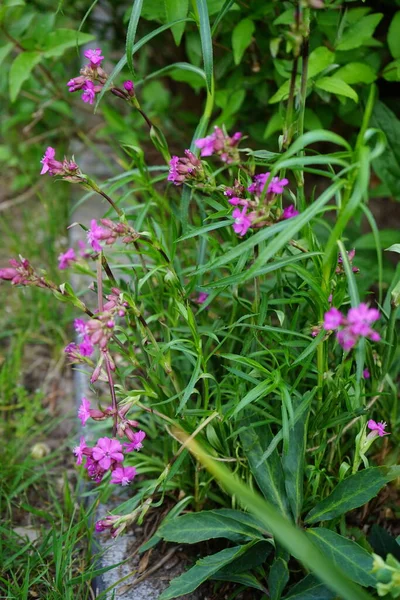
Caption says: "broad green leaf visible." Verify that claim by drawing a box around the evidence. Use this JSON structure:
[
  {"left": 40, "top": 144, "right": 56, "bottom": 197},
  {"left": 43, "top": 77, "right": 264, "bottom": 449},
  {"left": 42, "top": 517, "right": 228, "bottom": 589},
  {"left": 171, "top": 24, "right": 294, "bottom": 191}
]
[
  {"left": 159, "top": 510, "right": 263, "bottom": 544},
  {"left": 306, "top": 528, "right": 377, "bottom": 587},
  {"left": 368, "top": 525, "right": 400, "bottom": 561},
  {"left": 269, "top": 557, "right": 289, "bottom": 600},
  {"left": 305, "top": 466, "right": 400, "bottom": 524},
  {"left": 308, "top": 47, "right": 335, "bottom": 78},
  {"left": 382, "top": 59, "right": 400, "bottom": 82},
  {"left": 269, "top": 78, "right": 298, "bottom": 104},
  {"left": 158, "top": 545, "right": 250, "bottom": 599},
  {"left": 388, "top": 11, "right": 400, "bottom": 59},
  {"left": 165, "top": 0, "right": 189, "bottom": 45},
  {"left": 282, "top": 395, "right": 310, "bottom": 522},
  {"left": 196, "top": 0, "right": 213, "bottom": 92},
  {"left": 334, "top": 62, "right": 377, "bottom": 85},
  {"left": 217, "top": 539, "right": 272, "bottom": 575},
  {"left": 283, "top": 574, "right": 336, "bottom": 600},
  {"left": 240, "top": 416, "right": 290, "bottom": 518},
  {"left": 273, "top": 8, "right": 295, "bottom": 26},
  {"left": 370, "top": 101, "right": 400, "bottom": 200},
  {"left": 315, "top": 77, "right": 358, "bottom": 102},
  {"left": 232, "top": 18, "right": 255, "bottom": 65},
  {"left": 216, "top": 508, "right": 267, "bottom": 534},
  {"left": 213, "top": 571, "right": 265, "bottom": 591},
  {"left": 0, "top": 42, "right": 13, "bottom": 67},
  {"left": 126, "top": 0, "right": 144, "bottom": 76},
  {"left": 386, "top": 244, "right": 400, "bottom": 254},
  {"left": 42, "top": 29, "right": 95, "bottom": 57},
  {"left": 336, "top": 13, "right": 383, "bottom": 51},
  {"left": 9, "top": 51, "right": 41, "bottom": 102}
]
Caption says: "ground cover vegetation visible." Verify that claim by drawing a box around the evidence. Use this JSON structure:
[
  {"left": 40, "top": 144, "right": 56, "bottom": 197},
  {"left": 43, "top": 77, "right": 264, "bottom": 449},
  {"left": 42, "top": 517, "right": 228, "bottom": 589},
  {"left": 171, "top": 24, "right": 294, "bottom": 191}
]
[{"left": 1, "top": 0, "right": 400, "bottom": 598}]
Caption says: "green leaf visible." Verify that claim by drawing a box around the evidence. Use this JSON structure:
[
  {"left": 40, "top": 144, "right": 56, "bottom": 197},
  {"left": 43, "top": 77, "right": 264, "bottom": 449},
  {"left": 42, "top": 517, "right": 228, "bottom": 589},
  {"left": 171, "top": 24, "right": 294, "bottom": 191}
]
[
  {"left": 283, "top": 574, "right": 336, "bottom": 600},
  {"left": 211, "top": 0, "right": 237, "bottom": 35},
  {"left": 282, "top": 395, "right": 310, "bottom": 522},
  {"left": 386, "top": 244, "right": 400, "bottom": 254},
  {"left": 159, "top": 510, "right": 263, "bottom": 544},
  {"left": 308, "top": 47, "right": 335, "bottom": 78},
  {"left": 213, "top": 571, "right": 265, "bottom": 591},
  {"left": 165, "top": 0, "right": 188, "bottom": 45},
  {"left": 126, "top": 0, "right": 144, "bottom": 76},
  {"left": 305, "top": 466, "right": 400, "bottom": 524},
  {"left": 269, "top": 78, "right": 295, "bottom": 104},
  {"left": 382, "top": 59, "right": 400, "bottom": 82},
  {"left": 196, "top": 0, "right": 213, "bottom": 92},
  {"left": 240, "top": 416, "right": 290, "bottom": 518},
  {"left": 336, "top": 13, "right": 383, "bottom": 51},
  {"left": 9, "top": 51, "right": 41, "bottom": 102},
  {"left": 368, "top": 525, "right": 400, "bottom": 561},
  {"left": 388, "top": 12, "right": 400, "bottom": 59},
  {"left": 41, "top": 29, "right": 95, "bottom": 57},
  {"left": 158, "top": 545, "right": 250, "bottom": 599},
  {"left": 217, "top": 539, "right": 272, "bottom": 575},
  {"left": 232, "top": 18, "right": 255, "bottom": 65},
  {"left": 315, "top": 77, "right": 358, "bottom": 102},
  {"left": 334, "top": 62, "right": 377, "bottom": 85},
  {"left": 370, "top": 101, "right": 400, "bottom": 200},
  {"left": 232, "top": 377, "right": 280, "bottom": 417},
  {"left": 0, "top": 42, "right": 13, "bottom": 67},
  {"left": 269, "top": 557, "right": 289, "bottom": 600},
  {"left": 306, "top": 528, "right": 377, "bottom": 587}
]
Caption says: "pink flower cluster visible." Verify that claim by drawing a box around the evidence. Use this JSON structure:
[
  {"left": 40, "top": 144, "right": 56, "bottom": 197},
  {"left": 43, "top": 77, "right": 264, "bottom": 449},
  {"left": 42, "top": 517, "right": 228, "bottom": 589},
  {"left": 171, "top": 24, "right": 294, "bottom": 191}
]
[
  {"left": 73, "top": 436, "right": 138, "bottom": 485},
  {"left": 367, "top": 419, "right": 389, "bottom": 437},
  {"left": 195, "top": 126, "right": 242, "bottom": 164},
  {"left": 323, "top": 303, "right": 380, "bottom": 351},
  {"left": 168, "top": 150, "right": 203, "bottom": 186},
  {"left": 67, "top": 48, "right": 106, "bottom": 105},
  {"left": 0, "top": 257, "right": 48, "bottom": 288},
  {"left": 58, "top": 241, "right": 90, "bottom": 270},
  {"left": 336, "top": 249, "right": 359, "bottom": 275},
  {"left": 40, "top": 147, "right": 81, "bottom": 180},
  {"left": 87, "top": 219, "right": 139, "bottom": 252}
]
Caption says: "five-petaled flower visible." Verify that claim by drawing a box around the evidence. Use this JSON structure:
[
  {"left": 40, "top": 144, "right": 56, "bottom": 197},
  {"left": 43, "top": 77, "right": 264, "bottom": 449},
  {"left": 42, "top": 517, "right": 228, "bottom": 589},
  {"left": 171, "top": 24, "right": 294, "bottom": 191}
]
[
  {"left": 78, "top": 397, "right": 91, "bottom": 426},
  {"left": 58, "top": 248, "right": 76, "bottom": 270},
  {"left": 92, "top": 437, "right": 124, "bottom": 470},
  {"left": 124, "top": 430, "right": 146, "bottom": 452},
  {"left": 84, "top": 48, "right": 104, "bottom": 68},
  {"left": 110, "top": 466, "right": 137, "bottom": 486},
  {"left": 232, "top": 206, "right": 252, "bottom": 237},
  {"left": 73, "top": 437, "right": 87, "bottom": 465},
  {"left": 367, "top": 419, "right": 390, "bottom": 437},
  {"left": 323, "top": 303, "right": 380, "bottom": 351}
]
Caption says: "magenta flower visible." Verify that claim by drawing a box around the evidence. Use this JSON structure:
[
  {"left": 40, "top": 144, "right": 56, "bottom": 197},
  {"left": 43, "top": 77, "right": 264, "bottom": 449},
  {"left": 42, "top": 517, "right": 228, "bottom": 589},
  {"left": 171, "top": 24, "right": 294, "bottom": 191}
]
[
  {"left": 110, "top": 466, "right": 137, "bottom": 486},
  {"left": 67, "top": 76, "right": 86, "bottom": 92},
  {"left": 40, "top": 147, "right": 64, "bottom": 176},
  {"left": 323, "top": 307, "right": 343, "bottom": 330},
  {"left": 195, "top": 134, "right": 216, "bottom": 157},
  {"left": 80, "top": 336, "right": 95, "bottom": 357},
  {"left": 74, "top": 319, "right": 87, "bottom": 334},
  {"left": 92, "top": 437, "right": 124, "bottom": 470},
  {"left": 336, "top": 328, "right": 357, "bottom": 351},
  {"left": 78, "top": 397, "right": 91, "bottom": 426},
  {"left": 195, "top": 127, "right": 241, "bottom": 163},
  {"left": 168, "top": 150, "right": 203, "bottom": 186},
  {"left": 58, "top": 248, "right": 76, "bottom": 270},
  {"left": 87, "top": 219, "right": 108, "bottom": 252},
  {"left": 347, "top": 303, "right": 380, "bottom": 338},
  {"left": 232, "top": 206, "right": 252, "bottom": 236},
  {"left": 282, "top": 205, "right": 299, "bottom": 219},
  {"left": 73, "top": 437, "right": 87, "bottom": 465},
  {"left": 248, "top": 172, "right": 289, "bottom": 196},
  {"left": 84, "top": 48, "right": 104, "bottom": 68},
  {"left": 123, "top": 80, "right": 134, "bottom": 97},
  {"left": 367, "top": 419, "right": 390, "bottom": 437},
  {"left": 196, "top": 292, "right": 209, "bottom": 305},
  {"left": 81, "top": 80, "right": 96, "bottom": 104},
  {"left": 95, "top": 515, "right": 120, "bottom": 533},
  {"left": 124, "top": 430, "right": 146, "bottom": 452},
  {"left": 363, "top": 369, "right": 370, "bottom": 379}
]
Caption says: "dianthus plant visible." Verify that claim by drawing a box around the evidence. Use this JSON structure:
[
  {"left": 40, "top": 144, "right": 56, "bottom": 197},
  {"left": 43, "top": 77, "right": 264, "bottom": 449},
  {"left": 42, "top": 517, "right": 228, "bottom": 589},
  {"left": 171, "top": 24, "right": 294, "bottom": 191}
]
[{"left": 2, "top": 19, "right": 399, "bottom": 600}]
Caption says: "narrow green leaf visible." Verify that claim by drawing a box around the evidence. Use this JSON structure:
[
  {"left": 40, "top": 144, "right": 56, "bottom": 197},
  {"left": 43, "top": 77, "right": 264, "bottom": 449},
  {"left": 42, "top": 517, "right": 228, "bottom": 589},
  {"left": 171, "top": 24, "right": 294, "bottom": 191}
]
[
  {"left": 196, "top": 0, "right": 213, "bottom": 92},
  {"left": 240, "top": 416, "right": 290, "bottom": 518},
  {"left": 159, "top": 545, "right": 250, "bottom": 599},
  {"left": 283, "top": 574, "right": 336, "bottom": 600},
  {"left": 211, "top": 0, "right": 236, "bottom": 35},
  {"left": 213, "top": 571, "right": 265, "bottom": 591},
  {"left": 269, "top": 557, "right": 289, "bottom": 600},
  {"left": 9, "top": 52, "right": 41, "bottom": 102},
  {"left": 388, "top": 12, "right": 400, "bottom": 59},
  {"left": 370, "top": 101, "right": 400, "bottom": 199},
  {"left": 306, "top": 528, "right": 377, "bottom": 587},
  {"left": 305, "top": 466, "right": 400, "bottom": 524},
  {"left": 232, "top": 377, "right": 280, "bottom": 417},
  {"left": 165, "top": 0, "right": 189, "bottom": 45},
  {"left": 159, "top": 510, "right": 263, "bottom": 544},
  {"left": 232, "top": 18, "right": 255, "bottom": 65},
  {"left": 0, "top": 42, "right": 13, "bottom": 67},
  {"left": 315, "top": 77, "right": 358, "bottom": 102},
  {"left": 126, "top": 0, "right": 144, "bottom": 77},
  {"left": 176, "top": 354, "right": 202, "bottom": 413}
]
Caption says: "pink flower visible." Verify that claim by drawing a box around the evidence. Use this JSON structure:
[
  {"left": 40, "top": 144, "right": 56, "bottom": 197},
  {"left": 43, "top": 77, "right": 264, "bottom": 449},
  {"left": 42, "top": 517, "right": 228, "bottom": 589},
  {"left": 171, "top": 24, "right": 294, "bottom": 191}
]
[
  {"left": 67, "top": 76, "right": 86, "bottom": 92},
  {"left": 73, "top": 437, "right": 87, "bottom": 465},
  {"left": 74, "top": 319, "right": 87, "bottom": 334},
  {"left": 110, "top": 466, "right": 137, "bottom": 486},
  {"left": 84, "top": 48, "right": 104, "bottom": 67},
  {"left": 247, "top": 173, "right": 289, "bottom": 196},
  {"left": 367, "top": 419, "right": 390, "bottom": 437},
  {"left": 78, "top": 397, "right": 91, "bottom": 426},
  {"left": 123, "top": 80, "right": 134, "bottom": 97},
  {"left": 336, "top": 328, "right": 357, "bottom": 351},
  {"left": 79, "top": 336, "right": 94, "bottom": 357},
  {"left": 347, "top": 303, "right": 380, "bottom": 337},
  {"left": 95, "top": 515, "right": 120, "bottom": 533},
  {"left": 40, "top": 147, "right": 64, "bottom": 176},
  {"left": 124, "top": 430, "right": 146, "bottom": 452},
  {"left": 195, "top": 134, "right": 216, "bottom": 157},
  {"left": 196, "top": 292, "right": 209, "bottom": 305},
  {"left": 363, "top": 369, "right": 370, "bottom": 379},
  {"left": 195, "top": 127, "right": 241, "bottom": 163},
  {"left": 168, "top": 151, "right": 203, "bottom": 186},
  {"left": 92, "top": 437, "right": 124, "bottom": 470},
  {"left": 323, "top": 307, "right": 343, "bottom": 330},
  {"left": 58, "top": 248, "right": 76, "bottom": 270},
  {"left": 87, "top": 219, "right": 108, "bottom": 252},
  {"left": 282, "top": 205, "right": 299, "bottom": 219},
  {"left": 81, "top": 80, "right": 96, "bottom": 104},
  {"left": 232, "top": 206, "right": 252, "bottom": 236}
]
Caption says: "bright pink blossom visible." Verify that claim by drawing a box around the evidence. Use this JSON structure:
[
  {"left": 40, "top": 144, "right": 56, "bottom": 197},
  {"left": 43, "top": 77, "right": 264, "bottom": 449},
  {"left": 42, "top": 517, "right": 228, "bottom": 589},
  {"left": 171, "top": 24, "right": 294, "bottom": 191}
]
[
  {"left": 73, "top": 437, "right": 87, "bottom": 465},
  {"left": 81, "top": 80, "right": 96, "bottom": 104},
  {"left": 168, "top": 150, "right": 203, "bottom": 186},
  {"left": 347, "top": 303, "right": 380, "bottom": 338},
  {"left": 282, "top": 205, "right": 299, "bottom": 219},
  {"left": 323, "top": 303, "right": 380, "bottom": 351},
  {"left": 195, "top": 127, "right": 242, "bottom": 163},
  {"left": 196, "top": 292, "right": 209, "bottom": 305},
  {"left": 87, "top": 219, "right": 108, "bottom": 252},
  {"left": 124, "top": 430, "right": 146, "bottom": 452},
  {"left": 323, "top": 307, "right": 343, "bottom": 330},
  {"left": 363, "top": 369, "right": 370, "bottom": 379},
  {"left": 248, "top": 172, "right": 289, "bottom": 196},
  {"left": 58, "top": 248, "right": 76, "bottom": 270},
  {"left": 67, "top": 76, "right": 86, "bottom": 92},
  {"left": 367, "top": 419, "right": 390, "bottom": 437},
  {"left": 84, "top": 48, "right": 104, "bottom": 67},
  {"left": 336, "top": 328, "right": 357, "bottom": 351},
  {"left": 40, "top": 147, "right": 63, "bottom": 176},
  {"left": 110, "top": 466, "right": 137, "bottom": 486},
  {"left": 78, "top": 397, "right": 91, "bottom": 426},
  {"left": 92, "top": 437, "right": 124, "bottom": 470},
  {"left": 232, "top": 206, "right": 252, "bottom": 236}
]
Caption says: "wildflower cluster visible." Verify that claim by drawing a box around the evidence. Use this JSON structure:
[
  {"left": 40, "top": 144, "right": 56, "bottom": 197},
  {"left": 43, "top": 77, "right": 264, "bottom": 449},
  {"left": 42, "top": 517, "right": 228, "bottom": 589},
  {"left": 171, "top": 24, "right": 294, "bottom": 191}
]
[
  {"left": 195, "top": 126, "right": 242, "bottom": 163},
  {"left": 0, "top": 257, "right": 54, "bottom": 289},
  {"left": 323, "top": 303, "right": 380, "bottom": 351},
  {"left": 87, "top": 218, "right": 140, "bottom": 252}
]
